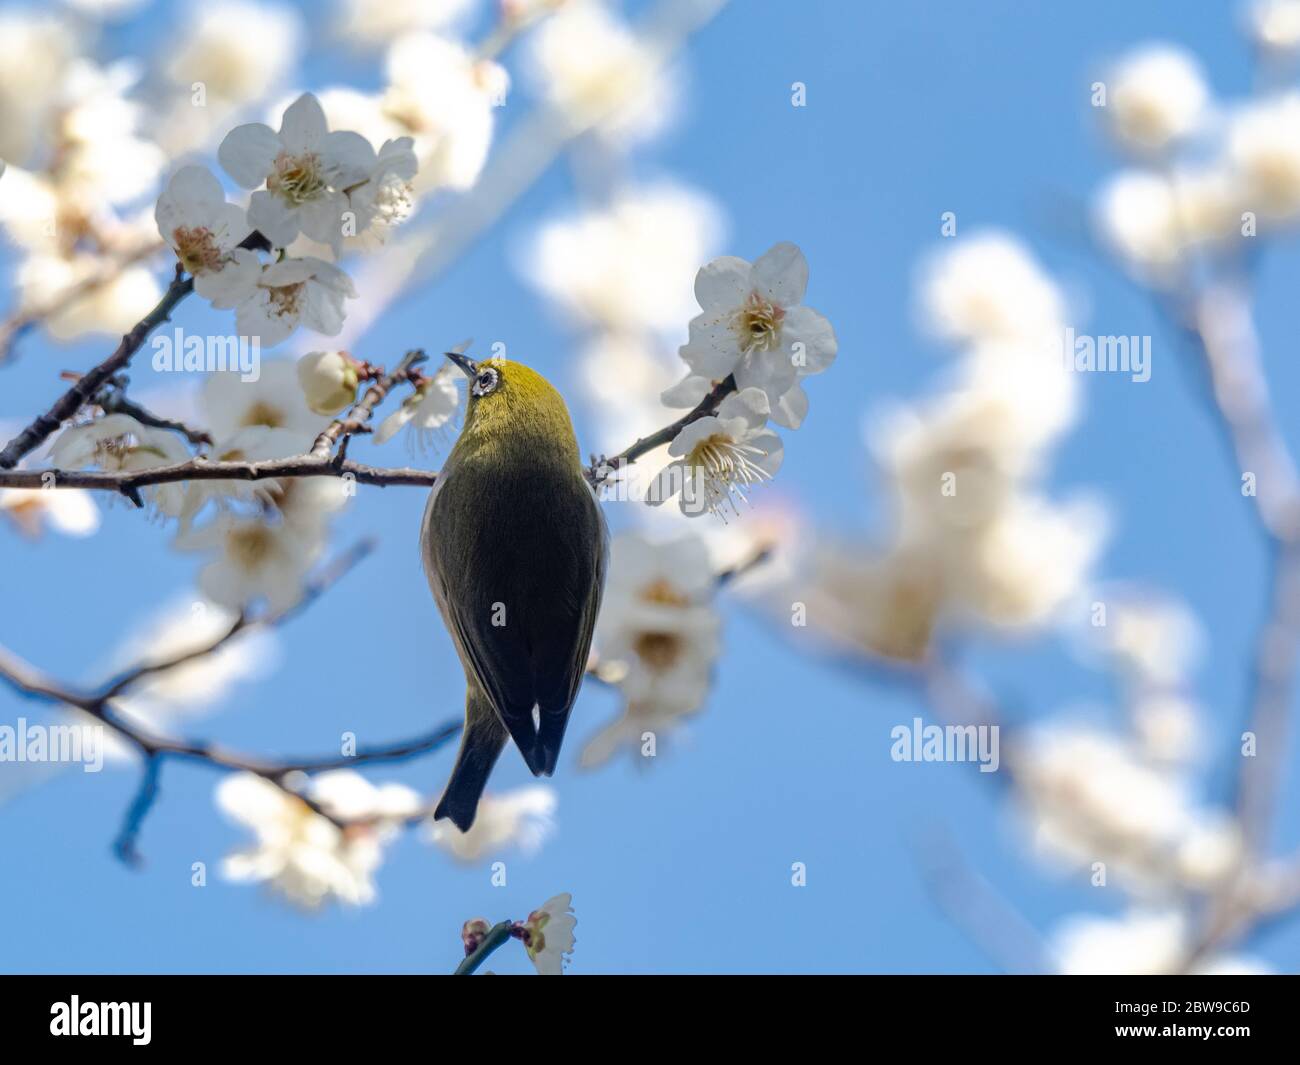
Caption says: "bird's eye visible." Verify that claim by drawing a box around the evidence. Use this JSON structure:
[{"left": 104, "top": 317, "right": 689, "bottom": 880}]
[{"left": 472, "top": 368, "right": 499, "bottom": 397}]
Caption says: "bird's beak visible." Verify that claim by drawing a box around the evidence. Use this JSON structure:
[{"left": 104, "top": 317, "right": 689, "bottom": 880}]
[{"left": 443, "top": 350, "right": 477, "bottom": 378}]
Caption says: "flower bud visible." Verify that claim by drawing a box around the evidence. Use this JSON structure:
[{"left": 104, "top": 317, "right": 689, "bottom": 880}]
[{"left": 297, "top": 351, "right": 359, "bottom": 415}]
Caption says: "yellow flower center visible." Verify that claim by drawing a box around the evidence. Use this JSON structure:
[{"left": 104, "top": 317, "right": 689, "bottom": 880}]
[
  {"left": 172, "top": 225, "right": 224, "bottom": 275},
  {"left": 228, "top": 523, "right": 274, "bottom": 569},
  {"left": 730, "top": 291, "right": 785, "bottom": 354},
  {"left": 268, "top": 151, "right": 328, "bottom": 205}
]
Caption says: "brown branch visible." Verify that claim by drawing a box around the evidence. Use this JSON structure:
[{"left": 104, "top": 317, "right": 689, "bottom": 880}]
[
  {"left": 0, "top": 265, "right": 195, "bottom": 470},
  {"left": 585, "top": 374, "right": 736, "bottom": 487},
  {"left": 0, "top": 454, "right": 438, "bottom": 498},
  {"left": 94, "top": 380, "right": 214, "bottom": 447},
  {"left": 0, "top": 240, "right": 166, "bottom": 368}
]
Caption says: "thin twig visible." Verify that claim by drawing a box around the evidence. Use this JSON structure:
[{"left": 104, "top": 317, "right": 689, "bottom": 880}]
[
  {"left": 0, "top": 266, "right": 195, "bottom": 470},
  {"left": 0, "top": 541, "right": 461, "bottom": 860},
  {"left": 585, "top": 374, "right": 736, "bottom": 487}
]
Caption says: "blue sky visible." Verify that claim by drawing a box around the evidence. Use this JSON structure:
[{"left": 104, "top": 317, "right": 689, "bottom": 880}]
[{"left": 3, "top": 0, "right": 1300, "bottom": 974}]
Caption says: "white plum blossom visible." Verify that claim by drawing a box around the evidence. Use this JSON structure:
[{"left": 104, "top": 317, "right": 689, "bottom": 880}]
[
  {"left": 583, "top": 532, "right": 721, "bottom": 767},
  {"left": 666, "top": 243, "right": 837, "bottom": 429},
  {"left": 1247, "top": 0, "right": 1300, "bottom": 52},
  {"left": 525, "top": 184, "right": 722, "bottom": 333},
  {"left": 202, "top": 358, "right": 329, "bottom": 439},
  {"left": 1227, "top": 93, "right": 1300, "bottom": 220},
  {"left": 520, "top": 893, "right": 577, "bottom": 975},
  {"left": 177, "top": 425, "right": 316, "bottom": 530},
  {"left": 372, "top": 364, "right": 460, "bottom": 450},
  {"left": 235, "top": 256, "right": 357, "bottom": 347},
  {"left": 918, "top": 232, "right": 1066, "bottom": 345},
  {"left": 648, "top": 388, "right": 783, "bottom": 520},
  {"left": 18, "top": 254, "right": 162, "bottom": 342},
  {"left": 164, "top": 1, "right": 301, "bottom": 111},
  {"left": 1103, "top": 45, "right": 1209, "bottom": 155},
  {"left": 155, "top": 166, "right": 260, "bottom": 307},
  {"left": 296, "top": 350, "right": 360, "bottom": 416},
  {"left": 382, "top": 34, "right": 506, "bottom": 192},
  {"left": 426, "top": 786, "right": 557, "bottom": 864},
  {"left": 0, "top": 486, "right": 99, "bottom": 540},
  {"left": 49, "top": 414, "right": 188, "bottom": 516},
  {"left": 527, "top": 0, "right": 673, "bottom": 144},
  {"left": 216, "top": 770, "right": 420, "bottom": 909},
  {"left": 346, "top": 137, "right": 419, "bottom": 234},
  {"left": 175, "top": 512, "right": 325, "bottom": 613},
  {"left": 219, "top": 93, "right": 374, "bottom": 252},
  {"left": 0, "top": 11, "right": 79, "bottom": 166},
  {"left": 334, "top": 0, "right": 476, "bottom": 49},
  {"left": 1051, "top": 910, "right": 1271, "bottom": 975}
]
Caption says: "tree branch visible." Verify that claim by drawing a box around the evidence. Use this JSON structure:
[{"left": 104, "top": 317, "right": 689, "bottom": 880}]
[{"left": 0, "top": 540, "right": 461, "bottom": 860}]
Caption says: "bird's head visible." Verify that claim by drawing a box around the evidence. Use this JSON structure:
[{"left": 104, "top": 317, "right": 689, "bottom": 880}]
[{"left": 443, "top": 352, "right": 579, "bottom": 460}]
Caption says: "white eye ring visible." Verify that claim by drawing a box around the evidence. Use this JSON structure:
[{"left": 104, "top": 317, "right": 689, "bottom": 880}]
[{"left": 472, "top": 367, "right": 499, "bottom": 397}]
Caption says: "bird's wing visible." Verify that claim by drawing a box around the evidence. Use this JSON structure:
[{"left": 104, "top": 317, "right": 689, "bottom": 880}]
[
  {"left": 530, "top": 481, "right": 608, "bottom": 775},
  {"left": 422, "top": 466, "right": 541, "bottom": 767}
]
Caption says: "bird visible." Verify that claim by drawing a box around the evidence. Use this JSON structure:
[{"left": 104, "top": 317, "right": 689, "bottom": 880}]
[{"left": 421, "top": 351, "right": 608, "bottom": 832}]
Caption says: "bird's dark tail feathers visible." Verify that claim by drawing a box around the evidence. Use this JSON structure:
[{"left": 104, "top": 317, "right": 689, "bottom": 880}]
[{"left": 434, "top": 694, "right": 508, "bottom": 832}]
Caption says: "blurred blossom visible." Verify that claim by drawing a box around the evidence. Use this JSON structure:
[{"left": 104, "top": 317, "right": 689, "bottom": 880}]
[
  {"left": 583, "top": 532, "right": 721, "bottom": 767},
  {"left": 0, "top": 166, "right": 63, "bottom": 253},
  {"left": 202, "top": 359, "right": 328, "bottom": 439},
  {"left": 107, "top": 597, "right": 277, "bottom": 731},
  {"left": 666, "top": 242, "right": 837, "bottom": 430},
  {"left": 525, "top": 184, "right": 723, "bottom": 334},
  {"left": 55, "top": 60, "right": 166, "bottom": 208},
  {"left": 1227, "top": 93, "right": 1300, "bottom": 219},
  {"left": 0, "top": 486, "right": 99, "bottom": 540},
  {"left": 18, "top": 254, "right": 163, "bottom": 342},
  {"left": 175, "top": 512, "right": 325, "bottom": 614},
  {"left": 1095, "top": 167, "right": 1238, "bottom": 284},
  {"left": 521, "top": 892, "right": 577, "bottom": 975},
  {"left": 426, "top": 785, "right": 556, "bottom": 863},
  {"left": 1132, "top": 694, "right": 1201, "bottom": 764},
  {"left": 161, "top": 1, "right": 302, "bottom": 133},
  {"left": 1011, "top": 724, "right": 1234, "bottom": 892},
  {"left": 1094, "top": 594, "right": 1203, "bottom": 690},
  {"left": 1051, "top": 910, "right": 1270, "bottom": 975},
  {"left": 578, "top": 333, "right": 684, "bottom": 455},
  {"left": 918, "top": 232, "right": 1065, "bottom": 346},
  {"left": 0, "top": 11, "right": 79, "bottom": 166},
  {"left": 334, "top": 0, "right": 477, "bottom": 49},
  {"left": 217, "top": 771, "right": 420, "bottom": 909},
  {"left": 953, "top": 495, "right": 1105, "bottom": 630},
  {"left": 804, "top": 543, "right": 943, "bottom": 664},
  {"left": 1102, "top": 45, "right": 1210, "bottom": 155},
  {"left": 1247, "top": 0, "right": 1300, "bottom": 52},
  {"left": 382, "top": 33, "right": 506, "bottom": 192},
  {"left": 177, "top": 424, "right": 316, "bottom": 530},
  {"left": 527, "top": 0, "right": 675, "bottom": 143}
]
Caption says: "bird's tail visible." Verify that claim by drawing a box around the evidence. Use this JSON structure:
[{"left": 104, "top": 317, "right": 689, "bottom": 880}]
[{"left": 434, "top": 692, "right": 508, "bottom": 832}]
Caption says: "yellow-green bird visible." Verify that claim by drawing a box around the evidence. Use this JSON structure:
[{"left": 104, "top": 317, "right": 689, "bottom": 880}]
[{"left": 422, "top": 352, "right": 607, "bottom": 831}]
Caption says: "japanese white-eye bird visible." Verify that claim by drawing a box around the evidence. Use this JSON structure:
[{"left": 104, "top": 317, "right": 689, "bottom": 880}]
[{"left": 421, "top": 352, "right": 608, "bottom": 831}]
